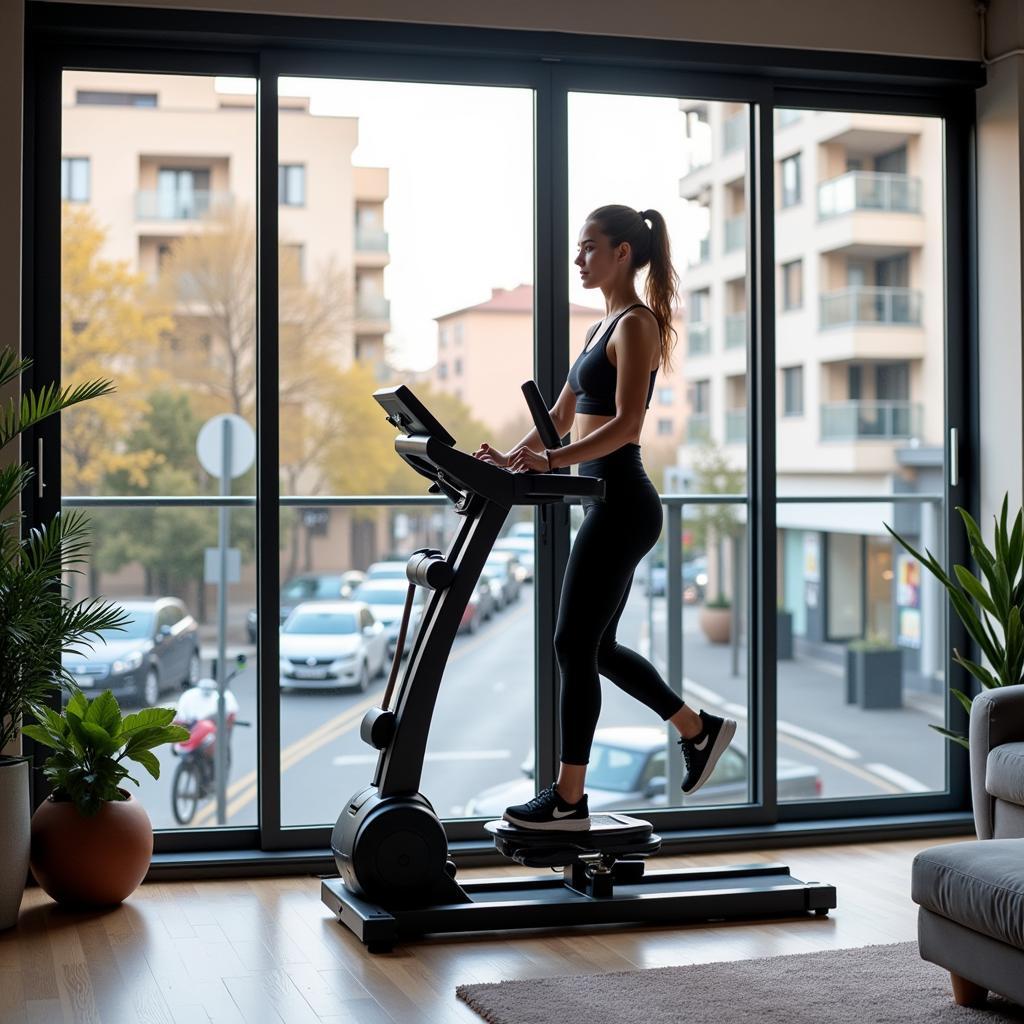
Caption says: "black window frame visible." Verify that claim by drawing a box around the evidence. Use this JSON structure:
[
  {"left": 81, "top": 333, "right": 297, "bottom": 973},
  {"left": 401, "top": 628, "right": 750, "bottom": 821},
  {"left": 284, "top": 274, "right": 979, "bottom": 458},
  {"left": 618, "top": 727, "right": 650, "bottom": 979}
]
[{"left": 24, "top": 2, "right": 980, "bottom": 862}]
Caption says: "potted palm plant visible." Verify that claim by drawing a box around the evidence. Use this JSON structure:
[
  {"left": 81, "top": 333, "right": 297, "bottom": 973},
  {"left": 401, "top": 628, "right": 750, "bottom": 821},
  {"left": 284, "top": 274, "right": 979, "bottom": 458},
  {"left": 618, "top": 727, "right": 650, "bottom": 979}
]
[
  {"left": 0, "top": 346, "right": 130, "bottom": 928},
  {"left": 886, "top": 494, "right": 1024, "bottom": 748},
  {"left": 23, "top": 690, "right": 187, "bottom": 906}
]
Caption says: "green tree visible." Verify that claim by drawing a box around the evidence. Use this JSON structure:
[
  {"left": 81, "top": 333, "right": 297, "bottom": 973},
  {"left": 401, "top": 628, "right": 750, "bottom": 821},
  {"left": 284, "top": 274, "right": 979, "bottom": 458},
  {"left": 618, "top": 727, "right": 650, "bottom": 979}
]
[{"left": 690, "top": 437, "right": 744, "bottom": 599}]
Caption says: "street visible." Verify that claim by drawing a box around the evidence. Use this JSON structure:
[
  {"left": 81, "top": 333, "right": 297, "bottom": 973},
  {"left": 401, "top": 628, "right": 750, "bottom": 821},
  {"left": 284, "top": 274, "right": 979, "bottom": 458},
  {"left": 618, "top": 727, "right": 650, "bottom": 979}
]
[{"left": 135, "top": 582, "right": 949, "bottom": 831}]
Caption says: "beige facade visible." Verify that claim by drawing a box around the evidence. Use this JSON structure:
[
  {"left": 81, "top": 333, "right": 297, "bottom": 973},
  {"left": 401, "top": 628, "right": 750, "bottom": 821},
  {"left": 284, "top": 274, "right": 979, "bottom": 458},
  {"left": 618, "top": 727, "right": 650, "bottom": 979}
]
[
  {"left": 61, "top": 71, "right": 390, "bottom": 370},
  {"left": 675, "top": 103, "right": 944, "bottom": 487},
  {"left": 432, "top": 284, "right": 689, "bottom": 453}
]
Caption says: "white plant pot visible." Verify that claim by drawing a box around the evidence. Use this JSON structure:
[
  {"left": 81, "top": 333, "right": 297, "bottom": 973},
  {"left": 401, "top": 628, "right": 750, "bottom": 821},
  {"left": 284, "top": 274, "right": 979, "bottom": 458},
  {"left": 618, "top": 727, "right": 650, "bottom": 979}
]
[{"left": 0, "top": 757, "right": 30, "bottom": 930}]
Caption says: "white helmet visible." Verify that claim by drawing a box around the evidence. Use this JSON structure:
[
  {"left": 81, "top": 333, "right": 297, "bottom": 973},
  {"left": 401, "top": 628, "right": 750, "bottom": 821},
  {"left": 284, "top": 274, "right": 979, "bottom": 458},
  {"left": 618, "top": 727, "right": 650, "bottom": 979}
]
[{"left": 197, "top": 676, "right": 218, "bottom": 692}]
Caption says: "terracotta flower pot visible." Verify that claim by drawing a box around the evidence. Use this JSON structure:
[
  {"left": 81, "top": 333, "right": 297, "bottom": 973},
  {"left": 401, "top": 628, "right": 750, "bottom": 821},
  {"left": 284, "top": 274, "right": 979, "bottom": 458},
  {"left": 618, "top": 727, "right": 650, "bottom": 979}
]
[
  {"left": 30, "top": 790, "right": 153, "bottom": 907},
  {"left": 699, "top": 606, "right": 732, "bottom": 644}
]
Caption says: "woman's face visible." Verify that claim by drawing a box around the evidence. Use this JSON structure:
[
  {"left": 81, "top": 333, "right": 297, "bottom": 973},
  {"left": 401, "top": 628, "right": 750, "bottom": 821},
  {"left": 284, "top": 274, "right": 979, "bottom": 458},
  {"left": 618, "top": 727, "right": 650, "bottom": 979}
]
[{"left": 574, "top": 220, "right": 629, "bottom": 290}]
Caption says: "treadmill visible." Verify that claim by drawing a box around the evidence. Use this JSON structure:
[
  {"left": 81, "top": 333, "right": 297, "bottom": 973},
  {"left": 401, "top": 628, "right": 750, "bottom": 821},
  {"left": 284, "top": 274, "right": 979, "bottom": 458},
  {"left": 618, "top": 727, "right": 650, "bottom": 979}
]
[{"left": 321, "top": 383, "right": 836, "bottom": 952}]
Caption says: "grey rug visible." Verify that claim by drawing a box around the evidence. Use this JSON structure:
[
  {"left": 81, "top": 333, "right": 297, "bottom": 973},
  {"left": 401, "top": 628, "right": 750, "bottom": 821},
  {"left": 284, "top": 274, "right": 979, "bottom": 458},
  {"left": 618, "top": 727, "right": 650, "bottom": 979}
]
[{"left": 456, "top": 940, "right": 1024, "bottom": 1024}]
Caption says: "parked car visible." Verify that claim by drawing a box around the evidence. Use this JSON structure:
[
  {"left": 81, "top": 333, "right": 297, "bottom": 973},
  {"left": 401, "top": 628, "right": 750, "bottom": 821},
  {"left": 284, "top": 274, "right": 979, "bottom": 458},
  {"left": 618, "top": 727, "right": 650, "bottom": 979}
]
[
  {"left": 62, "top": 597, "right": 201, "bottom": 707},
  {"left": 463, "top": 725, "right": 821, "bottom": 816},
  {"left": 646, "top": 556, "right": 709, "bottom": 603},
  {"left": 278, "top": 601, "right": 388, "bottom": 693},
  {"left": 349, "top": 578, "right": 427, "bottom": 659},
  {"left": 365, "top": 560, "right": 409, "bottom": 581},
  {"left": 246, "top": 570, "right": 365, "bottom": 642},
  {"left": 483, "top": 551, "right": 522, "bottom": 608},
  {"left": 493, "top": 537, "right": 534, "bottom": 581}
]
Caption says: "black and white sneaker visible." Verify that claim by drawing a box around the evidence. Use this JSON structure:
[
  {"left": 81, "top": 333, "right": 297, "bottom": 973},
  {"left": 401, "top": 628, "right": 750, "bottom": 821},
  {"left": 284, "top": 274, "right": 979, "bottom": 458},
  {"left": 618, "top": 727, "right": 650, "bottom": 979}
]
[
  {"left": 503, "top": 785, "right": 590, "bottom": 831},
  {"left": 678, "top": 710, "right": 737, "bottom": 795}
]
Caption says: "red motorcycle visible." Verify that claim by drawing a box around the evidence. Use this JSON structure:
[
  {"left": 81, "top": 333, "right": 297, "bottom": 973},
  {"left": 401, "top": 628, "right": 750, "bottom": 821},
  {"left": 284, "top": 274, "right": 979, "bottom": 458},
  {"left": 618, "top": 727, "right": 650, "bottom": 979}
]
[{"left": 170, "top": 656, "right": 250, "bottom": 825}]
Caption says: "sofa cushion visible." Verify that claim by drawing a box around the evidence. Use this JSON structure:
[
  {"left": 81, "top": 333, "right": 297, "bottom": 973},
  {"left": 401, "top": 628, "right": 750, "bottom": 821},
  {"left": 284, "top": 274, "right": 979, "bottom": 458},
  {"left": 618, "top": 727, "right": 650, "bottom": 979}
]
[
  {"left": 987, "top": 742, "right": 1024, "bottom": 805},
  {"left": 912, "top": 839, "right": 1024, "bottom": 949}
]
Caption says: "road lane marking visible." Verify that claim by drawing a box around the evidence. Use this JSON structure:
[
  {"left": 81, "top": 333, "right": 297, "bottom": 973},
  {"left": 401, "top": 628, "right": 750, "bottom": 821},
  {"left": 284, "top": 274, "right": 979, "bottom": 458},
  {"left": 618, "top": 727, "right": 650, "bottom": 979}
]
[
  {"left": 332, "top": 750, "right": 511, "bottom": 766},
  {"left": 194, "top": 602, "right": 532, "bottom": 825},
  {"left": 776, "top": 720, "right": 860, "bottom": 760},
  {"left": 864, "top": 763, "right": 932, "bottom": 792}
]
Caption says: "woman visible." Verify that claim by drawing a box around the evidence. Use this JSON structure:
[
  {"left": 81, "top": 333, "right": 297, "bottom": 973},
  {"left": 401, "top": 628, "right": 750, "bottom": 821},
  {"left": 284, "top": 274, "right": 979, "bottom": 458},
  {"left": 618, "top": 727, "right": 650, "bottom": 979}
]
[{"left": 473, "top": 205, "right": 736, "bottom": 831}]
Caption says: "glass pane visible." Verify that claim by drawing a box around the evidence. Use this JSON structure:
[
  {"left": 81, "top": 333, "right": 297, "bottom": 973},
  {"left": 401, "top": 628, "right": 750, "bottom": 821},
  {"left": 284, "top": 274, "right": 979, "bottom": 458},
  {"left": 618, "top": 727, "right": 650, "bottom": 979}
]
[
  {"left": 59, "top": 71, "right": 257, "bottom": 830},
  {"left": 275, "top": 77, "right": 535, "bottom": 827},
  {"left": 565, "top": 93, "right": 751, "bottom": 815},
  {"left": 774, "top": 108, "right": 947, "bottom": 802}
]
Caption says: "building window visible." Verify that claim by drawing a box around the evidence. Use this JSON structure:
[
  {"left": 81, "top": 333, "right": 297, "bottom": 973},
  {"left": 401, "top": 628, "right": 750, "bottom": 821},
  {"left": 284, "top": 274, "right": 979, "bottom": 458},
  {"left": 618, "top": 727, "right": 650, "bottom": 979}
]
[
  {"left": 278, "top": 164, "right": 306, "bottom": 206},
  {"left": 657, "top": 418, "right": 674, "bottom": 436},
  {"left": 61, "top": 157, "right": 90, "bottom": 202},
  {"left": 781, "top": 153, "right": 802, "bottom": 207},
  {"left": 782, "top": 365, "right": 804, "bottom": 416},
  {"left": 437, "top": 362, "right": 447, "bottom": 380},
  {"left": 155, "top": 168, "right": 211, "bottom": 219},
  {"left": 657, "top": 386, "right": 674, "bottom": 406},
  {"left": 454, "top": 323, "right": 464, "bottom": 344},
  {"left": 689, "top": 379, "right": 710, "bottom": 414},
  {"left": 76, "top": 90, "right": 157, "bottom": 107},
  {"left": 439, "top": 326, "right": 447, "bottom": 348},
  {"left": 454, "top": 357, "right": 463, "bottom": 376},
  {"left": 782, "top": 259, "right": 803, "bottom": 311}
]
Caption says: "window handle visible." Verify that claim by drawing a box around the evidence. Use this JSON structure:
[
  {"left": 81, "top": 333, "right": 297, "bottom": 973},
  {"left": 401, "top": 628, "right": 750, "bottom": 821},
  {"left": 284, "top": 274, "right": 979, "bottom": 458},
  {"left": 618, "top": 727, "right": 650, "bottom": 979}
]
[
  {"left": 37, "top": 437, "right": 46, "bottom": 498},
  {"left": 949, "top": 427, "right": 958, "bottom": 489}
]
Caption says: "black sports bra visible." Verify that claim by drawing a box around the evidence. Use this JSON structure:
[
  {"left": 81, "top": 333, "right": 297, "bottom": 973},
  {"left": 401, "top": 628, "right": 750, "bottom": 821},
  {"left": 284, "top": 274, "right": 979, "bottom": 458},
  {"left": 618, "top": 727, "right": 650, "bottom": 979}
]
[{"left": 567, "top": 303, "right": 658, "bottom": 416}]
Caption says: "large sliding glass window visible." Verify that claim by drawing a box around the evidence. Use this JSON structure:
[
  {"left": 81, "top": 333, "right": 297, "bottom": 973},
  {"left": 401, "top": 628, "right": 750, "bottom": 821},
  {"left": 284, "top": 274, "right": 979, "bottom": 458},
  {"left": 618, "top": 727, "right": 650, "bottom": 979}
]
[{"left": 37, "top": 29, "right": 973, "bottom": 854}]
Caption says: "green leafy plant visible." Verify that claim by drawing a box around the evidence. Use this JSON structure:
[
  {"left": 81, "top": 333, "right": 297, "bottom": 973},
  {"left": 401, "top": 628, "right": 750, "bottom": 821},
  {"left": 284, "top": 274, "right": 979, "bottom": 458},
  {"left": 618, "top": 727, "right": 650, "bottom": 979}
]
[
  {"left": 886, "top": 494, "right": 1024, "bottom": 750},
  {"left": 0, "top": 346, "right": 132, "bottom": 753},
  {"left": 21, "top": 690, "right": 188, "bottom": 816},
  {"left": 705, "top": 595, "right": 731, "bottom": 610}
]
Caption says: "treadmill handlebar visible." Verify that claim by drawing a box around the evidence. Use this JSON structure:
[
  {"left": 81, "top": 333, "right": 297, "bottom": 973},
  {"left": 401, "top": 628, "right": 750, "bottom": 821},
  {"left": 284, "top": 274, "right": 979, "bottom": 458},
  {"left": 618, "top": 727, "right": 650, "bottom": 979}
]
[{"left": 394, "top": 434, "right": 604, "bottom": 503}]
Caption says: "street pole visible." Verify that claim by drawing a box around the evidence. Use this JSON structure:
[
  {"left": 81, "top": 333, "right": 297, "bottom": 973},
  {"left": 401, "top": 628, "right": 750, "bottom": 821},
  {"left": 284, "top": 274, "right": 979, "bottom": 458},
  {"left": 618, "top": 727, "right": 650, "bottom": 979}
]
[{"left": 214, "top": 418, "right": 232, "bottom": 825}]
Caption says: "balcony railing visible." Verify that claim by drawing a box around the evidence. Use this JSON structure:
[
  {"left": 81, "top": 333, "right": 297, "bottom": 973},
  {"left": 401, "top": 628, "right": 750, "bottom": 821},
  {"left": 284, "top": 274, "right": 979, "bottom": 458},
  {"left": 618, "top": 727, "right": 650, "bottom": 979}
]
[
  {"left": 686, "top": 414, "right": 711, "bottom": 444},
  {"left": 356, "top": 294, "right": 391, "bottom": 321},
  {"left": 687, "top": 322, "right": 711, "bottom": 356},
  {"left": 817, "top": 171, "right": 922, "bottom": 220},
  {"left": 725, "top": 409, "right": 747, "bottom": 443},
  {"left": 355, "top": 225, "right": 389, "bottom": 251},
  {"left": 724, "top": 215, "right": 745, "bottom": 253},
  {"left": 725, "top": 312, "right": 746, "bottom": 349},
  {"left": 136, "top": 190, "right": 230, "bottom": 221},
  {"left": 723, "top": 111, "right": 747, "bottom": 154},
  {"left": 820, "top": 400, "right": 923, "bottom": 440},
  {"left": 819, "top": 286, "right": 922, "bottom": 329}
]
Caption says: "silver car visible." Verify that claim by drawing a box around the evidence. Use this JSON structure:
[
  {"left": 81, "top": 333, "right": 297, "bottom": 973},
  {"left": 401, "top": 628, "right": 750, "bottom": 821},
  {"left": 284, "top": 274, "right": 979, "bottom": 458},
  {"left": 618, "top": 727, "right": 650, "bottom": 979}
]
[
  {"left": 349, "top": 579, "right": 427, "bottom": 660},
  {"left": 278, "top": 601, "right": 388, "bottom": 692},
  {"left": 464, "top": 725, "right": 822, "bottom": 816}
]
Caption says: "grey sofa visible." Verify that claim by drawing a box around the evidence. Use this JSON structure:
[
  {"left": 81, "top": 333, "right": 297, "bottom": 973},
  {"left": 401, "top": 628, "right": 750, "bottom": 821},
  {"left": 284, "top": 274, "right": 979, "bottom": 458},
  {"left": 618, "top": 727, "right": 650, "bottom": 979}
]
[{"left": 911, "top": 684, "right": 1024, "bottom": 1007}]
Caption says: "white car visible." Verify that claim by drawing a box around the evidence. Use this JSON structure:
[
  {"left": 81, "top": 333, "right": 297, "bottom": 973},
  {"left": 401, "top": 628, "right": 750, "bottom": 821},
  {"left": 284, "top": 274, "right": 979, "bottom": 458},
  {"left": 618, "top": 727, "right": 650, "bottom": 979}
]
[
  {"left": 464, "top": 725, "right": 822, "bottom": 815},
  {"left": 493, "top": 537, "right": 534, "bottom": 581},
  {"left": 365, "top": 560, "right": 409, "bottom": 581},
  {"left": 278, "top": 601, "right": 388, "bottom": 692},
  {"left": 349, "top": 579, "right": 427, "bottom": 659}
]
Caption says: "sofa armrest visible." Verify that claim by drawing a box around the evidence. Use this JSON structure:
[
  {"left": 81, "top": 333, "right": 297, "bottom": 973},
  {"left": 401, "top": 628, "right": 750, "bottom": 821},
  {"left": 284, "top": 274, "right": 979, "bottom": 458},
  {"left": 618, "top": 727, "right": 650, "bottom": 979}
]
[{"left": 970, "top": 684, "right": 1024, "bottom": 839}]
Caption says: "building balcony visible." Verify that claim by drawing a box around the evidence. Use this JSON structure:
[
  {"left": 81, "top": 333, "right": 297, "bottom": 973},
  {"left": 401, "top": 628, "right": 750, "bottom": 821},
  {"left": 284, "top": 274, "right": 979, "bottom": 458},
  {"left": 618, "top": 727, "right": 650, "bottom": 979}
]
[
  {"left": 819, "top": 286, "right": 922, "bottom": 329},
  {"left": 135, "top": 190, "right": 231, "bottom": 221},
  {"left": 355, "top": 225, "right": 389, "bottom": 251},
  {"left": 724, "top": 215, "right": 745, "bottom": 254},
  {"left": 356, "top": 294, "right": 391, "bottom": 323},
  {"left": 818, "top": 171, "right": 922, "bottom": 220},
  {"left": 687, "top": 322, "right": 711, "bottom": 356},
  {"left": 725, "top": 312, "right": 746, "bottom": 349},
  {"left": 820, "top": 400, "right": 923, "bottom": 441},
  {"left": 723, "top": 111, "right": 747, "bottom": 154},
  {"left": 725, "top": 409, "right": 746, "bottom": 443},
  {"left": 687, "top": 236, "right": 711, "bottom": 268},
  {"left": 686, "top": 414, "right": 711, "bottom": 444}
]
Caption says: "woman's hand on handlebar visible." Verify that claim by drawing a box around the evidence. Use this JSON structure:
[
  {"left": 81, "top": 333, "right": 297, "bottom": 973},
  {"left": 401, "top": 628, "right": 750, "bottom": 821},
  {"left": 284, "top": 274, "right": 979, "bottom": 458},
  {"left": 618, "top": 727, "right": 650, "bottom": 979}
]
[
  {"left": 508, "top": 445, "right": 549, "bottom": 474},
  {"left": 472, "top": 442, "right": 509, "bottom": 467}
]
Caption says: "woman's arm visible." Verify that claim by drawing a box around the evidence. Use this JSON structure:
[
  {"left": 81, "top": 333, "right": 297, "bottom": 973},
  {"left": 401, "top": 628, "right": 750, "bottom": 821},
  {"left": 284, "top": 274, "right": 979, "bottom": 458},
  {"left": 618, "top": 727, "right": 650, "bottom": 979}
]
[{"left": 547, "top": 317, "right": 657, "bottom": 470}]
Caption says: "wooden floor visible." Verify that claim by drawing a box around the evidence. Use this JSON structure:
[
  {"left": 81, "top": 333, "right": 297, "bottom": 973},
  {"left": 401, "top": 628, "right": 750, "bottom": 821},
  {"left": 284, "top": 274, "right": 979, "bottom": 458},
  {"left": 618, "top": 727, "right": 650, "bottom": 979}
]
[{"left": 0, "top": 835, "right": 969, "bottom": 1024}]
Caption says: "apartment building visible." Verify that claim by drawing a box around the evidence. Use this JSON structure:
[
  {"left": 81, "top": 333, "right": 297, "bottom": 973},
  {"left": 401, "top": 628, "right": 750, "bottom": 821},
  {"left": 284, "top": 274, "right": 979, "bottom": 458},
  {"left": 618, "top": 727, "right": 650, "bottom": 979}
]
[
  {"left": 60, "top": 71, "right": 391, "bottom": 371},
  {"left": 432, "top": 283, "right": 689, "bottom": 452},
  {"left": 673, "top": 102, "right": 945, "bottom": 689}
]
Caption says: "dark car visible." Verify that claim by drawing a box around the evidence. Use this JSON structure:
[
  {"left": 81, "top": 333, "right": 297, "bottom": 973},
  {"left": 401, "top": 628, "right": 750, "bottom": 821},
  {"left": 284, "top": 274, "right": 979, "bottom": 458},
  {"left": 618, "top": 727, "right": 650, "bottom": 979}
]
[
  {"left": 245, "top": 570, "right": 365, "bottom": 643},
  {"left": 646, "top": 556, "right": 709, "bottom": 603},
  {"left": 61, "top": 597, "right": 201, "bottom": 707}
]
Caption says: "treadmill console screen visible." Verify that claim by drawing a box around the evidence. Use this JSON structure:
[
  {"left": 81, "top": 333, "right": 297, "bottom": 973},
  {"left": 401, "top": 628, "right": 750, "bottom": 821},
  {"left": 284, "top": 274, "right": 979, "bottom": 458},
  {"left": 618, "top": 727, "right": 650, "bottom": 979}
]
[{"left": 373, "top": 385, "right": 457, "bottom": 447}]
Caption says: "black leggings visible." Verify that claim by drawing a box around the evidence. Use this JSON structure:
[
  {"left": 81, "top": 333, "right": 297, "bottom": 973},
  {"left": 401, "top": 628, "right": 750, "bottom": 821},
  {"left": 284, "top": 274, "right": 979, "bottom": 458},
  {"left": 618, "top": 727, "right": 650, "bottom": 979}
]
[{"left": 553, "top": 442, "right": 686, "bottom": 765}]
